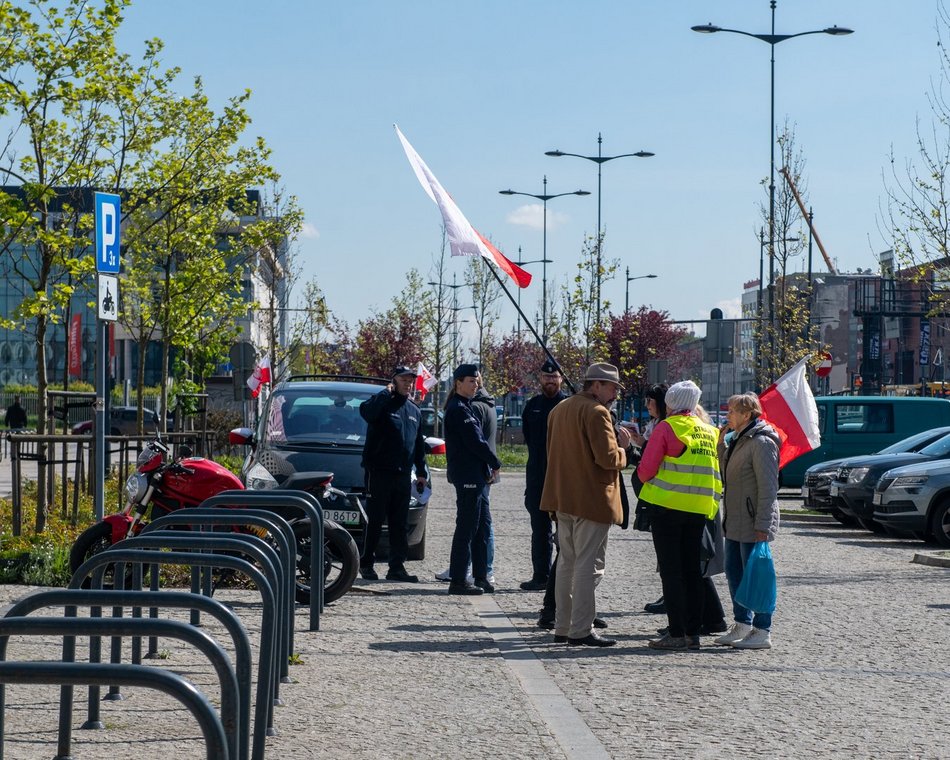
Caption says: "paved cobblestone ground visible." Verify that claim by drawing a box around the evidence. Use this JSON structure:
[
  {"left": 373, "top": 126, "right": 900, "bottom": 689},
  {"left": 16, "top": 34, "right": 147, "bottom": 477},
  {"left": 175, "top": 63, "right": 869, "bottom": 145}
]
[{"left": 0, "top": 469, "right": 948, "bottom": 758}]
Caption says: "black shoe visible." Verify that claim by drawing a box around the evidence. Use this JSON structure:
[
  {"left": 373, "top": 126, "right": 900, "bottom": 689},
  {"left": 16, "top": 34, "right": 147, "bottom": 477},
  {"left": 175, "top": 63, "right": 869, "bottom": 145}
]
[
  {"left": 386, "top": 568, "right": 418, "bottom": 583},
  {"left": 553, "top": 634, "right": 568, "bottom": 643},
  {"left": 360, "top": 566, "right": 379, "bottom": 581},
  {"left": 593, "top": 617, "right": 608, "bottom": 629},
  {"left": 700, "top": 621, "right": 728, "bottom": 636},
  {"left": 567, "top": 632, "right": 617, "bottom": 648},
  {"left": 657, "top": 626, "right": 670, "bottom": 636},
  {"left": 537, "top": 617, "right": 555, "bottom": 630},
  {"left": 644, "top": 596, "right": 666, "bottom": 614},
  {"left": 448, "top": 582, "right": 483, "bottom": 596},
  {"left": 687, "top": 635, "right": 701, "bottom": 650},
  {"left": 474, "top": 578, "right": 495, "bottom": 593},
  {"left": 519, "top": 578, "right": 548, "bottom": 591}
]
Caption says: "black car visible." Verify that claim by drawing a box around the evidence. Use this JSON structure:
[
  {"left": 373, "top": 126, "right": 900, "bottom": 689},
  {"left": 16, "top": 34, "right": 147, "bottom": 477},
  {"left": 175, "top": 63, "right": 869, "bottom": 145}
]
[
  {"left": 232, "top": 375, "right": 432, "bottom": 560},
  {"left": 829, "top": 427, "right": 950, "bottom": 532}
]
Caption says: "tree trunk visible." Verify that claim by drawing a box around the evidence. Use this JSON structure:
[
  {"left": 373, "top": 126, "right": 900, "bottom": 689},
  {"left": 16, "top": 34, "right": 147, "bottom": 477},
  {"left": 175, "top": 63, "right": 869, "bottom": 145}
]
[{"left": 34, "top": 315, "right": 48, "bottom": 534}]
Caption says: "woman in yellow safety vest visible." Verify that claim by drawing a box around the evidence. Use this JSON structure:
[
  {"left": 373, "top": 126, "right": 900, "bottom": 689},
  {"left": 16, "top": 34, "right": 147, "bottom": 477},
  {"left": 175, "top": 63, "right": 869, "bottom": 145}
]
[{"left": 636, "top": 380, "right": 722, "bottom": 651}]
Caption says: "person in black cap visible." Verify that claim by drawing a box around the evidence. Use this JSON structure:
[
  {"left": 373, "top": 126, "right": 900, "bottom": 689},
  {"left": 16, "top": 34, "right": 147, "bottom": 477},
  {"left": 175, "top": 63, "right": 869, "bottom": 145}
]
[
  {"left": 443, "top": 363, "right": 502, "bottom": 595},
  {"left": 519, "top": 360, "right": 566, "bottom": 592},
  {"left": 358, "top": 365, "right": 429, "bottom": 582}
]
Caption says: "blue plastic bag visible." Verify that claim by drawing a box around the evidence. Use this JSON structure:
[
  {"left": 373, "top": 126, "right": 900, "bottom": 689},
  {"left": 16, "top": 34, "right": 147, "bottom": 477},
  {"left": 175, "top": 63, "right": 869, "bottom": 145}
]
[{"left": 734, "top": 541, "right": 777, "bottom": 614}]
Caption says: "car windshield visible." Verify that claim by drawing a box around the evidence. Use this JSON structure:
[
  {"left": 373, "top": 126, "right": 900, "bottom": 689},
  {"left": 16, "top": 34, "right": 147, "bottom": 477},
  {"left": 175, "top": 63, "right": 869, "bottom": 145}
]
[
  {"left": 917, "top": 432, "right": 950, "bottom": 458},
  {"left": 878, "top": 428, "right": 947, "bottom": 455},
  {"left": 263, "top": 388, "right": 375, "bottom": 445}
]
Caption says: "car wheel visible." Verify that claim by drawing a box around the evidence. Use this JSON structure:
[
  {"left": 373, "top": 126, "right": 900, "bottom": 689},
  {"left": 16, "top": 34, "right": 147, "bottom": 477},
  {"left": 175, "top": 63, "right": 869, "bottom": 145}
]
[
  {"left": 406, "top": 528, "right": 426, "bottom": 561},
  {"left": 856, "top": 516, "right": 885, "bottom": 534},
  {"left": 830, "top": 508, "right": 858, "bottom": 527},
  {"left": 929, "top": 500, "right": 950, "bottom": 548}
]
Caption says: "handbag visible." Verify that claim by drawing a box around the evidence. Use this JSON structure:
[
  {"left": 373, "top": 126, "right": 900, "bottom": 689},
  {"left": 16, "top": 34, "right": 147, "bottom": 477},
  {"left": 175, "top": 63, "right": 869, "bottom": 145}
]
[
  {"left": 698, "top": 518, "right": 717, "bottom": 571},
  {"left": 629, "top": 472, "right": 651, "bottom": 532},
  {"left": 734, "top": 541, "right": 777, "bottom": 614}
]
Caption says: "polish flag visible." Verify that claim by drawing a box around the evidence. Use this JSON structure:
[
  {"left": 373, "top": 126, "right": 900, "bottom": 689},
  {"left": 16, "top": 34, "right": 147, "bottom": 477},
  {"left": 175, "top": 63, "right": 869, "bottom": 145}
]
[
  {"left": 247, "top": 355, "right": 271, "bottom": 399},
  {"left": 758, "top": 358, "right": 821, "bottom": 468},
  {"left": 415, "top": 362, "right": 438, "bottom": 400},
  {"left": 395, "top": 125, "right": 532, "bottom": 288}
]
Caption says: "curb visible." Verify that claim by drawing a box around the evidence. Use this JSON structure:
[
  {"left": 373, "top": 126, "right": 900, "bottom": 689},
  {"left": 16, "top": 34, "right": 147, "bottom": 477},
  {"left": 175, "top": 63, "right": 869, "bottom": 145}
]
[{"left": 911, "top": 551, "right": 950, "bottom": 568}]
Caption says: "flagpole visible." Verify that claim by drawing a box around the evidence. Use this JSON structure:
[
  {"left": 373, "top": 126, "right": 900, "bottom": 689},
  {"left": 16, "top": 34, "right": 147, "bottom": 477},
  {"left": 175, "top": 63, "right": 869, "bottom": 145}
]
[{"left": 479, "top": 258, "right": 576, "bottom": 394}]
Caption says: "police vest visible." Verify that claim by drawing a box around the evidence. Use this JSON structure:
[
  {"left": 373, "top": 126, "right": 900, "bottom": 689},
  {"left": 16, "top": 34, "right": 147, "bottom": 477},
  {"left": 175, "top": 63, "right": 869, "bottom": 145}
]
[{"left": 638, "top": 415, "right": 722, "bottom": 519}]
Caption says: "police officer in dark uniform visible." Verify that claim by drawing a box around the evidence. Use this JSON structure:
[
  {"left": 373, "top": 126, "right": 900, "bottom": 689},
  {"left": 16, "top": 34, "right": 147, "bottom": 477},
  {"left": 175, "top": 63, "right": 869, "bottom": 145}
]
[
  {"left": 444, "top": 363, "right": 501, "bottom": 595},
  {"left": 519, "top": 360, "right": 567, "bottom": 591},
  {"left": 359, "top": 366, "right": 428, "bottom": 583}
]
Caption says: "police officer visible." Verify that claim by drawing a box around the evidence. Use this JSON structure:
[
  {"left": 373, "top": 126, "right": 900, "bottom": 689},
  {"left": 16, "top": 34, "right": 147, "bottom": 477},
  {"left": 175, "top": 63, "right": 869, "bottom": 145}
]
[
  {"left": 519, "top": 360, "right": 566, "bottom": 591},
  {"left": 359, "top": 366, "right": 428, "bottom": 583}
]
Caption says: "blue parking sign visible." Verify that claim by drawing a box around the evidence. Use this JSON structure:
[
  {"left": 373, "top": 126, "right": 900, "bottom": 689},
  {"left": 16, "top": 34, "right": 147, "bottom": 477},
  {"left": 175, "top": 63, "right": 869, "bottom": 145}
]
[{"left": 95, "top": 192, "right": 121, "bottom": 273}]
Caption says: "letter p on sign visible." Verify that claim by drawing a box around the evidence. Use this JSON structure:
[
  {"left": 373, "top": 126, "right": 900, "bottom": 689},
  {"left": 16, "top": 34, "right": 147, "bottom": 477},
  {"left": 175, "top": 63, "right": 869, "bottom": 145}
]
[{"left": 95, "top": 192, "right": 121, "bottom": 274}]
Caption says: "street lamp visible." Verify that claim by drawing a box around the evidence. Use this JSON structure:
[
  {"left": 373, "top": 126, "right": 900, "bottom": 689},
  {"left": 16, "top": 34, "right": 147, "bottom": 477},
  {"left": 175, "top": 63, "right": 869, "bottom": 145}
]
[
  {"left": 500, "top": 176, "right": 589, "bottom": 342},
  {"left": 546, "top": 134, "right": 654, "bottom": 318},
  {"left": 511, "top": 247, "right": 552, "bottom": 335},
  {"left": 756, "top": 229, "right": 799, "bottom": 385},
  {"left": 693, "top": 1, "right": 852, "bottom": 379},
  {"left": 429, "top": 274, "right": 468, "bottom": 369},
  {"left": 624, "top": 268, "right": 658, "bottom": 313}
]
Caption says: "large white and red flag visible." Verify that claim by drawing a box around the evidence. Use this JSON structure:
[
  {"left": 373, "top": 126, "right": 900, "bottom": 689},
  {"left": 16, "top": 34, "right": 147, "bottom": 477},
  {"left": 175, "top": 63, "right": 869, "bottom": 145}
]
[
  {"left": 415, "top": 362, "right": 438, "bottom": 400},
  {"left": 246, "top": 355, "right": 271, "bottom": 399},
  {"left": 758, "top": 358, "right": 821, "bottom": 468},
  {"left": 395, "top": 125, "right": 532, "bottom": 288}
]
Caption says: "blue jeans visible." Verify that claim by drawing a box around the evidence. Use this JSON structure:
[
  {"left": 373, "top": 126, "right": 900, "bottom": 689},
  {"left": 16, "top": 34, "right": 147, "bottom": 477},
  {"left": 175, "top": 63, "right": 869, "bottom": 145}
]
[{"left": 724, "top": 539, "right": 773, "bottom": 630}]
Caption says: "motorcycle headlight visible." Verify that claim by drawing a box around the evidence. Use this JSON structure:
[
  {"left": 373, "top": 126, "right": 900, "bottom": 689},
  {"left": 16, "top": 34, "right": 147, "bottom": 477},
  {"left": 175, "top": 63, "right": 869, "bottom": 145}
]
[
  {"left": 245, "top": 462, "right": 279, "bottom": 490},
  {"left": 847, "top": 467, "right": 870, "bottom": 484},
  {"left": 125, "top": 473, "right": 148, "bottom": 503},
  {"left": 892, "top": 475, "right": 929, "bottom": 488}
]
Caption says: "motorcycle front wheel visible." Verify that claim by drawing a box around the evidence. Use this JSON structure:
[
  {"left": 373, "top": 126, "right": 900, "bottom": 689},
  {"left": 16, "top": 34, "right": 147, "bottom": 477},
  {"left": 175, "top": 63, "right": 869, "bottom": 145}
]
[
  {"left": 69, "top": 522, "right": 122, "bottom": 588},
  {"left": 292, "top": 518, "right": 359, "bottom": 605}
]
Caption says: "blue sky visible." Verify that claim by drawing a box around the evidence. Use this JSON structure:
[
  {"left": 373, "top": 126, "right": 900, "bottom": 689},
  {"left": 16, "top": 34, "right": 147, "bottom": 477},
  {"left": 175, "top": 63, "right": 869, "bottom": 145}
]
[{"left": 119, "top": 1, "right": 943, "bottom": 340}]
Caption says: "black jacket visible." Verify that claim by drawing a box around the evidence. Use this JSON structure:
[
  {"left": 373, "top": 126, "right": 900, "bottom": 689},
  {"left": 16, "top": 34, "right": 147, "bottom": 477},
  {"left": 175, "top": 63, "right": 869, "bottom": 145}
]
[
  {"left": 5, "top": 402, "right": 27, "bottom": 429},
  {"left": 444, "top": 394, "right": 501, "bottom": 487},
  {"left": 470, "top": 388, "right": 498, "bottom": 455},
  {"left": 359, "top": 388, "right": 428, "bottom": 477},
  {"left": 522, "top": 390, "right": 567, "bottom": 501}
]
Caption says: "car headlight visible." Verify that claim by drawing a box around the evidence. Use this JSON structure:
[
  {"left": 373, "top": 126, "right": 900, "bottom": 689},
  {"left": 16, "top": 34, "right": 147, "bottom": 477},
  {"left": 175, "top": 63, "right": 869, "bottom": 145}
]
[
  {"left": 847, "top": 467, "right": 870, "bottom": 484},
  {"left": 892, "top": 475, "right": 929, "bottom": 488},
  {"left": 125, "top": 473, "right": 148, "bottom": 503},
  {"left": 245, "top": 462, "right": 279, "bottom": 490}
]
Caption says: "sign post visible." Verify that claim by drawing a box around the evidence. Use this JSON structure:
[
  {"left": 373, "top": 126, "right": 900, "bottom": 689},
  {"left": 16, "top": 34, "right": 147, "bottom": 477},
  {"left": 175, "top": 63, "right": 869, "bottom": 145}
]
[{"left": 94, "top": 192, "right": 120, "bottom": 521}]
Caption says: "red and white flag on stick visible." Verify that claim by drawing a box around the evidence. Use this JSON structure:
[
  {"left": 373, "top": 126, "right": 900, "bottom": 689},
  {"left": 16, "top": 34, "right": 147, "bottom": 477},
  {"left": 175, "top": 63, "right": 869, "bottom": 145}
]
[
  {"left": 395, "top": 125, "right": 532, "bottom": 288},
  {"left": 415, "top": 362, "right": 438, "bottom": 400},
  {"left": 247, "top": 355, "right": 271, "bottom": 399},
  {"left": 758, "top": 358, "right": 821, "bottom": 468}
]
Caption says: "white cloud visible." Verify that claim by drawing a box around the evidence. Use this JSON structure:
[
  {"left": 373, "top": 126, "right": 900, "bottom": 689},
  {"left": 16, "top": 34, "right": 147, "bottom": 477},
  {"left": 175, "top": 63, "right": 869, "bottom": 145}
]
[
  {"left": 300, "top": 222, "right": 320, "bottom": 239},
  {"left": 505, "top": 204, "right": 569, "bottom": 231},
  {"left": 709, "top": 296, "right": 742, "bottom": 320}
]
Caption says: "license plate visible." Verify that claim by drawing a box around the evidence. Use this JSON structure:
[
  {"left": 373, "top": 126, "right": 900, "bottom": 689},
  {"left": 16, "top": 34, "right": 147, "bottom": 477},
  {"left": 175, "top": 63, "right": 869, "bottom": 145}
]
[
  {"left": 327, "top": 509, "right": 361, "bottom": 527},
  {"left": 801, "top": 486, "right": 809, "bottom": 498},
  {"left": 873, "top": 492, "right": 882, "bottom": 505},
  {"left": 830, "top": 484, "right": 840, "bottom": 496}
]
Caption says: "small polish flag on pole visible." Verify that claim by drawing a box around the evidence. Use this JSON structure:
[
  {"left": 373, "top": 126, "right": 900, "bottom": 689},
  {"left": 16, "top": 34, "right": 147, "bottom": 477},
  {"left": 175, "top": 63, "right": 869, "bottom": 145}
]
[
  {"left": 247, "top": 355, "right": 271, "bottom": 399},
  {"left": 758, "top": 358, "right": 821, "bottom": 468},
  {"left": 415, "top": 362, "right": 438, "bottom": 400}
]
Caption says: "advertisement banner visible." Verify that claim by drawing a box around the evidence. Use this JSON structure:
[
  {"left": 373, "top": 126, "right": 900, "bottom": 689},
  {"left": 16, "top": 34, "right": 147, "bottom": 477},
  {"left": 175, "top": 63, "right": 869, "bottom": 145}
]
[
  {"left": 920, "top": 318, "right": 931, "bottom": 366},
  {"left": 68, "top": 314, "right": 82, "bottom": 377}
]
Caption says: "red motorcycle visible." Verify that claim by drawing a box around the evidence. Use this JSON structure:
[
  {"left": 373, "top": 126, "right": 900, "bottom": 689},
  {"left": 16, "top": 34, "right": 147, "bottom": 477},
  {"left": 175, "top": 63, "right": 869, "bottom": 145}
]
[{"left": 68, "top": 439, "right": 361, "bottom": 604}]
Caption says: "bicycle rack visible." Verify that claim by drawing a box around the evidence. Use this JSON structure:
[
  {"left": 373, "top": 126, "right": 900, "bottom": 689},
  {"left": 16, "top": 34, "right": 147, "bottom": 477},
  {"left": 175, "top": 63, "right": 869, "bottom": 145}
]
[
  {"left": 200, "top": 489, "right": 327, "bottom": 630},
  {"left": 0, "top": 619, "right": 236, "bottom": 760},
  {"left": 3, "top": 589, "right": 258, "bottom": 760}
]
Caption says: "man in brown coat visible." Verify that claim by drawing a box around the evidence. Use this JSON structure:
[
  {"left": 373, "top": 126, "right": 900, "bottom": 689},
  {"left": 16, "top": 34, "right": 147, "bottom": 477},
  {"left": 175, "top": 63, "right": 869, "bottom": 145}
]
[{"left": 541, "top": 362, "right": 632, "bottom": 647}]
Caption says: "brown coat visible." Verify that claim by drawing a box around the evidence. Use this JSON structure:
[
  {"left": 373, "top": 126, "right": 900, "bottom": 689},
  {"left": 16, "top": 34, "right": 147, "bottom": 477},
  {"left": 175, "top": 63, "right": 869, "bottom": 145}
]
[{"left": 540, "top": 392, "right": 627, "bottom": 524}]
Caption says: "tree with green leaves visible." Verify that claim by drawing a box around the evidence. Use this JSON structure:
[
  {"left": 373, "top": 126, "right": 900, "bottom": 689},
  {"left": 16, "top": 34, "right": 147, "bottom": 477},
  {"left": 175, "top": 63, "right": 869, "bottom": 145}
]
[{"left": 463, "top": 255, "right": 501, "bottom": 371}]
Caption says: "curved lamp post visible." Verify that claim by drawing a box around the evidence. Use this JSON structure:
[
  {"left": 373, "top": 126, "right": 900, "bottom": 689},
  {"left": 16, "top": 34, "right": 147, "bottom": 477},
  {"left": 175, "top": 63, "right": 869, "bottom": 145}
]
[
  {"left": 546, "top": 134, "right": 654, "bottom": 318},
  {"left": 625, "top": 269, "right": 658, "bottom": 314},
  {"left": 499, "top": 177, "right": 589, "bottom": 342},
  {"left": 511, "top": 248, "right": 552, "bottom": 335}
]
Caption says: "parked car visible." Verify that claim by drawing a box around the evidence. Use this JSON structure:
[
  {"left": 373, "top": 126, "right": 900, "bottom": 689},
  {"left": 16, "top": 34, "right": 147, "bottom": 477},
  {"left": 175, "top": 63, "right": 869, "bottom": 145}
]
[
  {"left": 230, "top": 375, "right": 434, "bottom": 560},
  {"left": 828, "top": 428, "right": 950, "bottom": 532},
  {"left": 781, "top": 396, "right": 950, "bottom": 487},
  {"left": 802, "top": 426, "right": 950, "bottom": 525},
  {"left": 500, "top": 415, "right": 523, "bottom": 445},
  {"left": 71, "top": 406, "right": 160, "bottom": 436},
  {"left": 872, "top": 458, "right": 950, "bottom": 546}
]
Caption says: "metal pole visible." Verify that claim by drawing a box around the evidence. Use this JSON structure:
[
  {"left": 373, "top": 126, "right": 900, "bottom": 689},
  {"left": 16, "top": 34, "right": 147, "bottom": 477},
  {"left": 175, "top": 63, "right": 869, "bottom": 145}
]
[
  {"left": 767, "top": 0, "right": 777, "bottom": 381},
  {"left": 596, "top": 133, "right": 603, "bottom": 319},
  {"left": 516, "top": 246, "right": 522, "bottom": 335},
  {"left": 542, "top": 178, "right": 548, "bottom": 343},
  {"left": 94, "top": 312, "right": 106, "bottom": 521},
  {"left": 625, "top": 266, "right": 630, "bottom": 314}
]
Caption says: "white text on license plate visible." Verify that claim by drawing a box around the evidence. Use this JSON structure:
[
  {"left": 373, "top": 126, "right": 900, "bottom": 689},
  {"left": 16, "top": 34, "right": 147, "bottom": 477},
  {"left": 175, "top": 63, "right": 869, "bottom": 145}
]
[
  {"left": 801, "top": 486, "right": 810, "bottom": 498},
  {"left": 328, "top": 509, "right": 360, "bottom": 526},
  {"left": 830, "top": 484, "right": 840, "bottom": 496},
  {"left": 873, "top": 492, "right": 882, "bottom": 505}
]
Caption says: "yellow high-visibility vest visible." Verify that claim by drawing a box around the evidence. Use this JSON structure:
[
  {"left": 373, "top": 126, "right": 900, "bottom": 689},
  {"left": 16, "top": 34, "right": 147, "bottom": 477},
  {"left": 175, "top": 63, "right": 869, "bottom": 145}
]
[{"left": 638, "top": 415, "right": 722, "bottom": 519}]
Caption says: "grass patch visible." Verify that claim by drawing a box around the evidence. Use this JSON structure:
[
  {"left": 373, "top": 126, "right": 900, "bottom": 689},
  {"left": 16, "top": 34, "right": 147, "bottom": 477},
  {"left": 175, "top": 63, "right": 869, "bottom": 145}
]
[{"left": 428, "top": 444, "right": 527, "bottom": 471}]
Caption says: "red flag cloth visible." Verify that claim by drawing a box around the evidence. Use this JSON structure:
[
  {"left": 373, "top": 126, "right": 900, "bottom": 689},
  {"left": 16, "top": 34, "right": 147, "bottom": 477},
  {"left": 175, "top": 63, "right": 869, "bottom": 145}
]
[
  {"left": 758, "top": 358, "right": 821, "bottom": 468},
  {"left": 415, "top": 362, "right": 438, "bottom": 400},
  {"left": 475, "top": 231, "right": 532, "bottom": 288},
  {"left": 246, "top": 356, "right": 271, "bottom": 399}
]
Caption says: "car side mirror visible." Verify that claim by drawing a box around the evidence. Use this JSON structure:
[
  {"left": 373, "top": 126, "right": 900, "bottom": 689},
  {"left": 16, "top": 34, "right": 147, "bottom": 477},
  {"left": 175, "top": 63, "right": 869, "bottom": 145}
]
[{"left": 229, "top": 427, "right": 254, "bottom": 445}]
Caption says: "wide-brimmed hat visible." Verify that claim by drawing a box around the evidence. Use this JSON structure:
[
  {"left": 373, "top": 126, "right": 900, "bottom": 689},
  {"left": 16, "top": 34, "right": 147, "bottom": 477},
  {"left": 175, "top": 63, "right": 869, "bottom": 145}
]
[{"left": 583, "top": 362, "right": 623, "bottom": 389}]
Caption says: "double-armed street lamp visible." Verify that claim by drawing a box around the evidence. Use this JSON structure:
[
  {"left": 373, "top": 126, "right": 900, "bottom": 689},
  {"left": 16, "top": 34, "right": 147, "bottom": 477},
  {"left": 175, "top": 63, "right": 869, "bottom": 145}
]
[
  {"left": 499, "top": 178, "right": 589, "bottom": 342},
  {"left": 546, "top": 134, "right": 654, "bottom": 319},
  {"left": 429, "top": 275, "right": 470, "bottom": 367},
  {"left": 625, "top": 269, "right": 658, "bottom": 314},
  {"left": 692, "top": 1, "right": 852, "bottom": 379},
  {"left": 511, "top": 247, "right": 552, "bottom": 336}
]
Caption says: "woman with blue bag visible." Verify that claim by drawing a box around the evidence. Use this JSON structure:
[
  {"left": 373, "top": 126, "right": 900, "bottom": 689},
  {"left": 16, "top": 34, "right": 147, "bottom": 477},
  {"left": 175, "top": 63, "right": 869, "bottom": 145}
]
[{"left": 715, "top": 392, "right": 780, "bottom": 650}]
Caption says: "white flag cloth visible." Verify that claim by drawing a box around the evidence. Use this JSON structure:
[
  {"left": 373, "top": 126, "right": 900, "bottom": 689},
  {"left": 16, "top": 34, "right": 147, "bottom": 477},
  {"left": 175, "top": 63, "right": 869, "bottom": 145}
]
[
  {"left": 246, "top": 355, "right": 271, "bottom": 399},
  {"left": 758, "top": 358, "right": 821, "bottom": 468}
]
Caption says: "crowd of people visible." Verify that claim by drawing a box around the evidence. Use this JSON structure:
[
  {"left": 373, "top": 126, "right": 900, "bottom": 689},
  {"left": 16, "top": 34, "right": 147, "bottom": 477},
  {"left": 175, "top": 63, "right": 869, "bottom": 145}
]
[{"left": 358, "top": 360, "right": 780, "bottom": 651}]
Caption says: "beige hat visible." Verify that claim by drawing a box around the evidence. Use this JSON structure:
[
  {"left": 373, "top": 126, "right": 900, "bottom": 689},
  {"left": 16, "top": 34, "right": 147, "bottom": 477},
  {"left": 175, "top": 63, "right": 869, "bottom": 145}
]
[{"left": 583, "top": 362, "right": 624, "bottom": 390}]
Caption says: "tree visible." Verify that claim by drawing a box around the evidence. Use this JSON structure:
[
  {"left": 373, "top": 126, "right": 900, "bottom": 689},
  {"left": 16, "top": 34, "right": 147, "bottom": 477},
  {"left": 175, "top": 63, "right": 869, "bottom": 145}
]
[
  {"left": 290, "top": 276, "right": 348, "bottom": 375},
  {"left": 479, "top": 334, "right": 545, "bottom": 408},
  {"left": 423, "top": 231, "right": 454, "bottom": 423},
  {"left": 562, "top": 233, "right": 619, "bottom": 364},
  {"left": 463, "top": 255, "right": 502, "bottom": 371},
  {"left": 601, "top": 308, "right": 688, "bottom": 400},
  {"left": 351, "top": 271, "right": 429, "bottom": 377}
]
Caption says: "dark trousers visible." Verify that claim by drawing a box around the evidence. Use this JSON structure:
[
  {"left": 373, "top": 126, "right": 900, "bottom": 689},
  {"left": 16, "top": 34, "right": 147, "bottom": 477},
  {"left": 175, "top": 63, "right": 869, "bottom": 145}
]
[
  {"left": 650, "top": 505, "right": 706, "bottom": 637},
  {"left": 525, "top": 496, "right": 554, "bottom": 582},
  {"left": 361, "top": 470, "right": 410, "bottom": 570},
  {"left": 449, "top": 483, "right": 491, "bottom": 584}
]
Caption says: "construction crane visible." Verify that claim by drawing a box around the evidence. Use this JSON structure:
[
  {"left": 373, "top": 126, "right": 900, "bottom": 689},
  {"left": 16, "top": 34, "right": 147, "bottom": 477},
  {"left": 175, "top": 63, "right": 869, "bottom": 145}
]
[{"left": 780, "top": 165, "right": 837, "bottom": 274}]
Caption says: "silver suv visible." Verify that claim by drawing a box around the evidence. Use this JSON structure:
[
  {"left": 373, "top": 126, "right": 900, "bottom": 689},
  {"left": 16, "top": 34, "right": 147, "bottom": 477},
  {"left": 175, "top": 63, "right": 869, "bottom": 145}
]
[{"left": 872, "top": 459, "right": 950, "bottom": 547}]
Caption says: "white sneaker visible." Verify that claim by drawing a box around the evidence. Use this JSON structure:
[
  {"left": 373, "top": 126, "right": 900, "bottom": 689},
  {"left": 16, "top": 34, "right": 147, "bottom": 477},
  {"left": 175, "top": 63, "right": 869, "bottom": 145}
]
[
  {"left": 435, "top": 566, "right": 475, "bottom": 584},
  {"left": 731, "top": 627, "right": 772, "bottom": 650},
  {"left": 485, "top": 573, "right": 496, "bottom": 585},
  {"left": 714, "top": 622, "right": 753, "bottom": 646}
]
